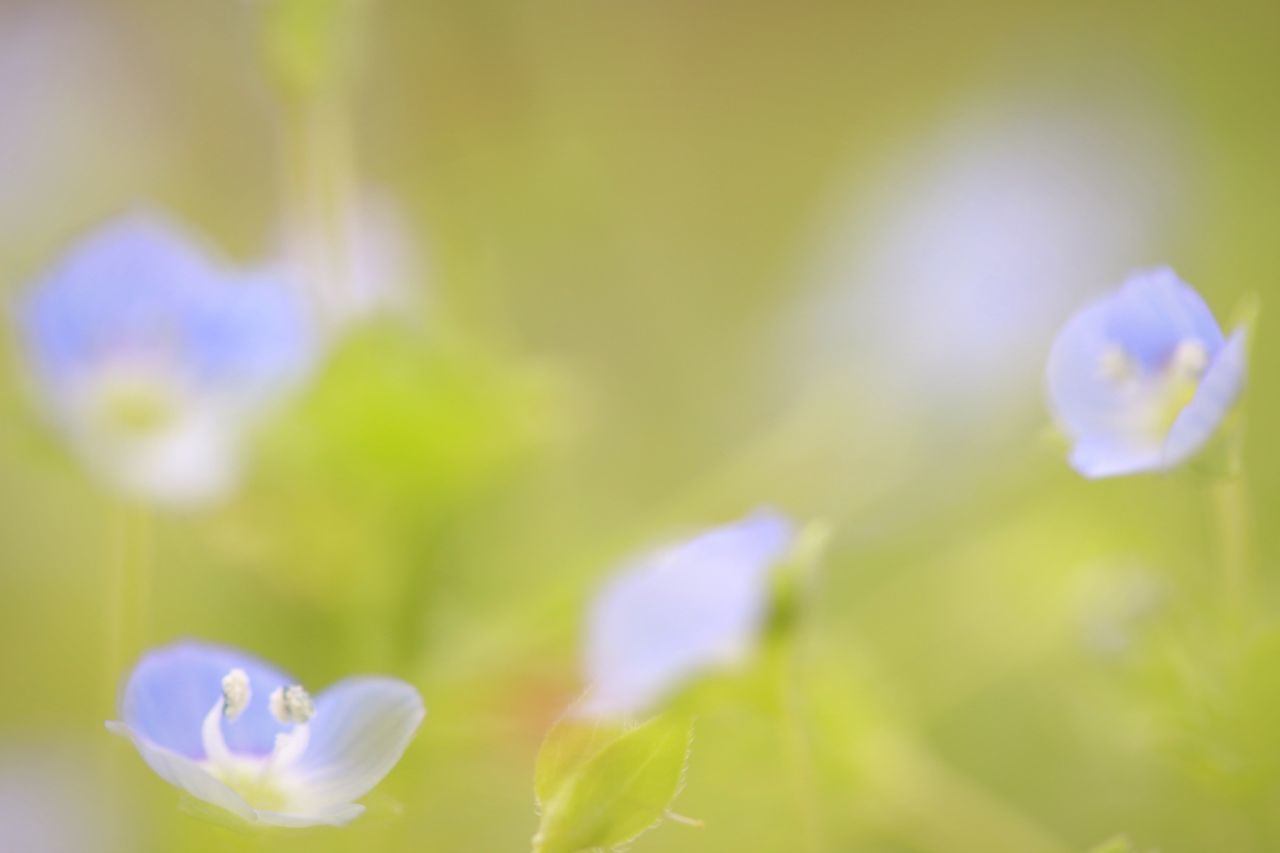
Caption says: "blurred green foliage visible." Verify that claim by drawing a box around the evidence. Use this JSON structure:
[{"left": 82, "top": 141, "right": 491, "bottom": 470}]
[{"left": 4, "top": 0, "right": 1280, "bottom": 851}]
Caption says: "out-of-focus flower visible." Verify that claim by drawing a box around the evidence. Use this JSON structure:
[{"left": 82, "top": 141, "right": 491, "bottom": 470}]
[
  {"left": 107, "top": 641, "right": 424, "bottom": 827},
  {"left": 18, "top": 213, "right": 317, "bottom": 506},
  {"left": 1046, "top": 268, "right": 1247, "bottom": 478},
  {"left": 580, "top": 510, "right": 795, "bottom": 719},
  {"left": 795, "top": 97, "right": 1179, "bottom": 419}
]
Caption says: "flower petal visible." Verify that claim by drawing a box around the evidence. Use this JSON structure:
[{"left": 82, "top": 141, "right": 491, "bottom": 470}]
[
  {"left": 581, "top": 510, "right": 795, "bottom": 718},
  {"left": 1045, "top": 296, "right": 1165, "bottom": 444},
  {"left": 256, "top": 804, "right": 366, "bottom": 828},
  {"left": 286, "top": 677, "right": 425, "bottom": 812},
  {"left": 21, "top": 214, "right": 216, "bottom": 384},
  {"left": 1069, "top": 435, "right": 1164, "bottom": 479},
  {"left": 1105, "top": 267, "right": 1225, "bottom": 370},
  {"left": 120, "top": 641, "right": 295, "bottom": 760},
  {"left": 19, "top": 211, "right": 316, "bottom": 394},
  {"left": 1163, "top": 329, "right": 1248, "bottom": 468},
  {"left": 105, "top": 722, "right": 254, "bottom": 821}
]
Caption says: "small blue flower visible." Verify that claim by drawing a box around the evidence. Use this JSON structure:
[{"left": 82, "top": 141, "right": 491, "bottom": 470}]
[
  {"left": 580, "top": 510, "right": 796, "bottom": 719},
  {"left": 17, "top": 212, "right": 316, "bottom": 505},
  {"left": 107, "top": 641, "right": 424, "bottom": 827},
  {"left": 1046, "top": 268, "right": 1247, "bottom": 478}
]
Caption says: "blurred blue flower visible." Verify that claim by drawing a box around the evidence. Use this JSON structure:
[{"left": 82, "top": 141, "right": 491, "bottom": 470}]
[
  {"left": 1046, "top": 268, "right": 1247, "bottom": 478},
  {"left": 107, "top": 641, "right": 424, "bottom": 827},
  {"left": 18, "top": 213, "right": 316, "bottom": 506},
  {"left": 580, "top": 510, "right": 795, "bottom": 719}
]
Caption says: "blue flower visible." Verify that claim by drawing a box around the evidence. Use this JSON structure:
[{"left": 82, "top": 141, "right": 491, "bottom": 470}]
[
  {"left": 579, "top": 510, "right": 796, "bottom": 718},
  {"left": 1046, "top": 268, "right": 1247, "bottom": 478},
  {"left": 17, "top": 212, "right": 316, "bottom": 505},
  {"left": 107, "top": 641, "right": 424, "bottom": 827}
]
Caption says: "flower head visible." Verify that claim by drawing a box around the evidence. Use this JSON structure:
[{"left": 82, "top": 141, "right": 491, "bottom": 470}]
[
  {"left": 1046, "top": 268, "right": 1247, "bottom": 478},
  {"left": 580, "top": 510, "right": 795, "bottom": 719},
  {"left": 18, "top": 213, "right": 317, "bottom": 506},
  {"left": 107, "top": 641, "right": 424, "bottom": 827}
]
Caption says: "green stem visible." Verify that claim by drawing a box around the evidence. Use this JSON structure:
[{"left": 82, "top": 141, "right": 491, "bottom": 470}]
[
  {"left": 777, "top": 523, "right": 830, "bottom": 852},
  {"left": 779, "top": 657, "right": 825, "bottom": 853},
  {"left": 104, "top": 502, "right": 152, "bottom": 710},
  {"left": 1210, "top": 472, "right": 1253, "bottom": 621},
  {"left": 1206, "top": 425, "right": 1254, "bottom": 623}
]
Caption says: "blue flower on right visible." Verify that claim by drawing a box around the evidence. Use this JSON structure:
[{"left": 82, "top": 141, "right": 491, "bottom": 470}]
[{"left": 1046, "top": 268, "right": 1247, "bottom": 478}]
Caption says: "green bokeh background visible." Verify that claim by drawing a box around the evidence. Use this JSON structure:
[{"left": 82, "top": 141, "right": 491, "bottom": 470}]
[{"left": 3, "top": 1, "right": 1280, "bottom": 851}]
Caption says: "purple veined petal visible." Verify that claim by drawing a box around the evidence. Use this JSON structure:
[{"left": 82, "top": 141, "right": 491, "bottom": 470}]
[
  {"left": 119, "top": 641, "right": 296, "bottom": 761},
  {"left": 1163, "top": 329, "right": 1248, "bottom": 468},
  {"left": 580, "top": 510, "right": 795, "bottom": 718},
  {"left": 1104, "top": 268, "right": 1225, "bottom": 371},
  {"left": 287, "top": 677, "right": 425, "bottom": 812},
  {"left": 105, "top": 721, "right": 254, "bottom": 821}
]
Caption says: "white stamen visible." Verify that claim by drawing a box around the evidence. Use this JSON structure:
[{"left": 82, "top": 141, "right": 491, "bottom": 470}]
[
  {"left": 201, "top": 699, "right": 234, "bottom": 767},
  {"left": 262, "top": 724, "right": 311, "bottom": 778},
  {"left": 1171, "top": 338, "right": 1209, "bottom": 377},
  {"left": 221, "top": 669, "right": 251, "bottom": 722},
  {"left": 269, "top": 685, "right": 316, "bottom": 725},
  {"left": 1097, "top": 345, "right": 1133, "bottom": 382}
]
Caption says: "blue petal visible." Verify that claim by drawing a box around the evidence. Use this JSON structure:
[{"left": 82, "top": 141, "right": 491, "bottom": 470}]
[
  {"left": 120, "top": 641, "right": 295, "bottom": 760},
  {"left": 1163, "top": 329, "right": 1248, "bottom": 468},
  {"left": 1046, "top": 268, "right": 1233, "bottom": 477},
  {"left": 19, "top": 212, "right": 315, "bottom": 393},
  {"left": 289, "top": 677, "right": 424, "bottom": 811},
  {"left": 1069, "top": 435, "right": 1163, "bottom": 479},
  {"left": 106, "top": 721, "right": 255, "bottom": 821},
  {"left": 1046, "top": 296, "right": 1158, "bottom": 442},
  {"left": 1105, "top": 268, "right": 1225, "bottom": 371},
  {"left": 582, "top": 509, "right": 795, "bottom": 717}
]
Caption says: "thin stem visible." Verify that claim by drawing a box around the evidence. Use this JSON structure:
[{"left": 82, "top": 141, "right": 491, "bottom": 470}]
[
  {"left": 777, "top": 523, "right": 830, "bottom": 853},
  {"left": 1210, "top": 472, "right": 1253, "bottom": 620},
  {"left": 779, "top": 659, "right": 825, "bottom": 853},
  {"left": 104, "top": 502, "right": 152, "bottom": 708},
  {"left": 1206, "top": 424, "right": 1254, "bottom": 623}
]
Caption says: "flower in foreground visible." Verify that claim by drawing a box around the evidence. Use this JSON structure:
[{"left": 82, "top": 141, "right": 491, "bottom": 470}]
[
  {"left": 580, "top": 510, "right": 796, "bottom": 719},
  {"left": 1046, "top": 268, "right": 1247, "bottom": 478},
  {"left": 107, "top": 641, "right": 424, "bottom": 827},
  {"left": 18, "top": 213, "right": 316, "bottom": 506}
]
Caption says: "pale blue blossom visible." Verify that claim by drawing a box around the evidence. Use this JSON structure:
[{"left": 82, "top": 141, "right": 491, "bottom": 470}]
[
  {"left": 18, "top": 213, "right": 316, "bottom": 505},
  {"left": 580, "top": 510, "right": 795, "bottom": 719},
  {"left": 107, "top": 641, "right": 424, "bottom": 827},
  {"left": 1046, "top": 268, "right": 1247, "bottom": 478}
]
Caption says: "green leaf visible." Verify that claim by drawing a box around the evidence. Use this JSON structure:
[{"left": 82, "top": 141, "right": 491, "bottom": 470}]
[
  {"left": 533, "top": 714, "right": 694, "bottom": 853},
  {"left": 534, "top": 709, "right": 626, "bottom": 809}
]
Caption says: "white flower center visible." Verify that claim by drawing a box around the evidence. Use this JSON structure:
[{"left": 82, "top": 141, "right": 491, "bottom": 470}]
[
  {"left": 199, "top": 669, "right": 317, "bottom": 811},
  {"left": 87, "top": 362, "right": 187, "bottom": 437}
]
